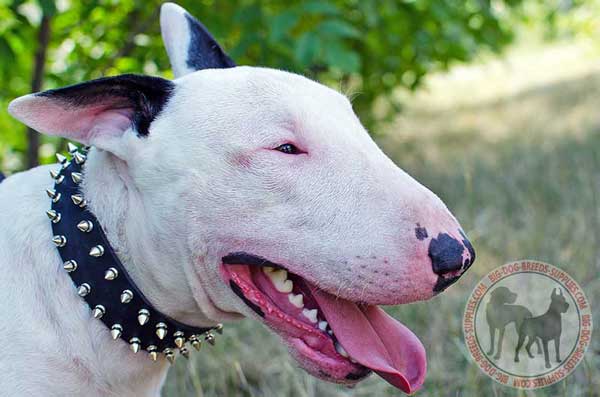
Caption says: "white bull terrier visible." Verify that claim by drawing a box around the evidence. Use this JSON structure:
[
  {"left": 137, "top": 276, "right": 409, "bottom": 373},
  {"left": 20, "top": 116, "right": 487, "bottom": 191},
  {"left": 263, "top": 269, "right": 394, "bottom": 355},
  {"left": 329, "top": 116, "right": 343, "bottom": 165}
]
[{"left": 0, "top": 3, "right": 475, "bottom": 395}]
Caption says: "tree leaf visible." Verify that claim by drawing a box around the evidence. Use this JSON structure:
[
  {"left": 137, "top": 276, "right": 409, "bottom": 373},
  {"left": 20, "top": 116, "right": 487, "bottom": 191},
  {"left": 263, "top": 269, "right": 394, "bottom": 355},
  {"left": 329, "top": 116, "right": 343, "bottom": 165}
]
[
  {"left": 324, "top": 41, "right": 360, "bottom": 73},
  {"left": 318, "top": 19, "right": 361, "bottom": 39},
  {"left": 295, "top": 31, "right": 320, "bottom": 66}
]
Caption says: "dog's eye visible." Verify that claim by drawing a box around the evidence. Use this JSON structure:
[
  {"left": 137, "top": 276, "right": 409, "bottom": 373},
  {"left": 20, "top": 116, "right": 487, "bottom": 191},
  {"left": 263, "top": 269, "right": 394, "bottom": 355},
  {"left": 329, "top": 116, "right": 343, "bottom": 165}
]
[{"left": 274, "top": 143, "right": 301, "bottom": 155}]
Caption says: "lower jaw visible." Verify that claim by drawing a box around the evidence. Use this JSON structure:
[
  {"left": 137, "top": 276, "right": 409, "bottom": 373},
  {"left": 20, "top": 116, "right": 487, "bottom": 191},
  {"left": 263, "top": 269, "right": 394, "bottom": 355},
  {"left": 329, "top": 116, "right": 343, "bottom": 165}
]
[{"left": 221, "top": 264, "right": 370, "bottom": 383}]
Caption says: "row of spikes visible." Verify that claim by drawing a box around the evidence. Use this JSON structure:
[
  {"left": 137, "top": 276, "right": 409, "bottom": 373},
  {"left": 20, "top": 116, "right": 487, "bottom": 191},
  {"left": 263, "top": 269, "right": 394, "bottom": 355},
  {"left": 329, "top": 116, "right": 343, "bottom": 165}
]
[{"left": 46, "top": 143, "right": 223, "bottom": 363}]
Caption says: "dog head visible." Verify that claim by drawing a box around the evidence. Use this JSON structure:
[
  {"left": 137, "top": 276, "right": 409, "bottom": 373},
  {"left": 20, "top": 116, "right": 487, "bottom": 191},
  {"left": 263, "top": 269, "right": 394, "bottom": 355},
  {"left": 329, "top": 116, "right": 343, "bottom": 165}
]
[
  {"left": 551, "top": 288, "right": 569, "bottom": 314},
  {"left": 8, "top": 3, "right": 475, "bottom": 393},
  {"left": 489, "top": 286, "right": 518, "bottom": 305}
]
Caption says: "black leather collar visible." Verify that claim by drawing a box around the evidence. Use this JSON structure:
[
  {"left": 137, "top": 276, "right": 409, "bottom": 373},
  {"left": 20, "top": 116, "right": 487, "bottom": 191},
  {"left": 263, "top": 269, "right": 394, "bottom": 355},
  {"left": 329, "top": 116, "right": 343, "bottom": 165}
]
[{"left": 46, "top": 144, "right": 221, "bottom": 363}]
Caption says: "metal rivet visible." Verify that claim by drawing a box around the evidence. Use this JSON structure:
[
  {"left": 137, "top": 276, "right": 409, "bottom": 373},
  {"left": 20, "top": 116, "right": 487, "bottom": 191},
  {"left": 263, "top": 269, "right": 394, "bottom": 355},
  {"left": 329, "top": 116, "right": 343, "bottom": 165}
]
[
  {"left": 56, "top": 153, "right": 67, "bottom": 164},
  {"left": 130, "top": 337, "right": 141, "bottom": 353},
  {"left": 205, "top": 333, "right": 215, "bottom": 346},
  {"left": 67, "top": 143, "right": 79, "bottom": 154},
  {"left": 179, "top": 347, "right": 189, "bottom": 359},
  {"left": 137, "top": 309, "right": 150, "bottom": 325},
  {"left": 71, "top": 172, "right": 82, "bottom": 184},
  {"left": 189, "top": 335, "right": 201, "bottom": 351},
  {"left": 73, "top": 152, "right": 87, "bottom": 165},
  {"left": 104, "top": 267, "right": 118, "bottom": 280},
  {"left": 164, "top": 348, "right": 175, "bottom": 364},
  {"left": 63, "top": 260, "right": 77, "bottom": 272},
  {"left": 120, "top": 289, "right": 133, "bottom": 304},
  {"left": 52, "top": 235, "right": 67, "bottom": 247},
  {"left": 71, "top": 194, "right": 85, "bottom": 206},
  {"left": 89, "top": 245, "right": 104, "bottom": 257},
  {"left": 77, "top": 220, "right": 93, "bottom": 233},
  {"left": 92, "top": 304, "right": 105, "bottom": 319},
  {"left": 174, "top": 331, "right": 185, "bottom": 348},
  {"left": 156, "top": 322, "right": 168, "bottom": 340},
  {"left": 46, "top": 189, "right": 61, "bottom": 203},
  {"left": 147, "top": 345, "right": 158, "bottom": 361},
  {"left": 111, "top": 324, "right": 123, "bottom": 340},
  {"left": 46, "top": 210, "right": 61, "bottom": 223},
  {"left": 49, "top": 169, "right": 64, "bottom": 184},
  {"left": 77, "top": 283, "right": 91, "bottom": 297}
]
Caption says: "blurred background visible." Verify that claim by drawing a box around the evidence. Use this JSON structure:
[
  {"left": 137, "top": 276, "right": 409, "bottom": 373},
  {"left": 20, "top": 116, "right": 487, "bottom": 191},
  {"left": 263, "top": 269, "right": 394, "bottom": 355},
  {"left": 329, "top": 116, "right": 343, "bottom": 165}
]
[{"left": 1, "top": 0, "right": 598, "bottom": 396}]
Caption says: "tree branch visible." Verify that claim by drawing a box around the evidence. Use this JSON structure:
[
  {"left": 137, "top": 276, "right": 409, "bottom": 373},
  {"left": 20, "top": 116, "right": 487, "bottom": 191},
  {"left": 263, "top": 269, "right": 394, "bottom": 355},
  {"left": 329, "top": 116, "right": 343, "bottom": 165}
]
[{"left": 26, "top": 15, "right": 51, "bottom": 169}]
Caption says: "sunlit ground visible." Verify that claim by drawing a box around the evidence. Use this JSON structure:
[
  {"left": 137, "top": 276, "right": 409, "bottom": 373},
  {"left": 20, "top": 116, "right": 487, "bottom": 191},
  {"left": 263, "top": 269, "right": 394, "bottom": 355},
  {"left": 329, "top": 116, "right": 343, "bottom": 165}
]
[{"left": 163, "top": 39, "right": 600, "bottom": 397}]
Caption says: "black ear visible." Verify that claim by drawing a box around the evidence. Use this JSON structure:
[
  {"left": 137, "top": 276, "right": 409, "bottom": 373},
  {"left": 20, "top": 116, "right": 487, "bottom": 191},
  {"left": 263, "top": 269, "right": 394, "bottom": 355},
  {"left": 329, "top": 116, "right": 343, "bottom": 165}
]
[
  {"left": 160, "top": 2, "right": 235, "bottom": 77},
  {"left": 8, "top": 74, "right": 174, "bottom": 147}
]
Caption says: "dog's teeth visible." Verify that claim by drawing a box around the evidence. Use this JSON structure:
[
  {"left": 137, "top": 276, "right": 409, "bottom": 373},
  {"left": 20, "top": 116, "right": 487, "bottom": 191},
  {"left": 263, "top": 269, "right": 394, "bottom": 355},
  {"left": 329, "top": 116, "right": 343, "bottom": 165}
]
[
  {"left": 350, "top": 358, "right": 357, "bottom": 364},
  {"left": 328, "top": 329, "right": 333, "bottom": 335},
  {"left": 262, "top": 266, "right": 276, "bottom": 274},
  {"left": 267, "top": 269, "right": 293, "bottom": 292},
  {"left": 275, "top": 279, "right": 293, "bottom": 293},
  {"left": 288, "top": 293, "right": 304, "bottom": 308},
  {"left": 318, "top": 321, "right": 328, "bottom": 331},
  {"left": 335, "top": 342, "right": 349, "bottom": 358},
  {"left": 302, "top": 308, "right": 318, "bottom": 323},
  {"left": 267, "top": 269, "right": 288, "bottom": 282}
]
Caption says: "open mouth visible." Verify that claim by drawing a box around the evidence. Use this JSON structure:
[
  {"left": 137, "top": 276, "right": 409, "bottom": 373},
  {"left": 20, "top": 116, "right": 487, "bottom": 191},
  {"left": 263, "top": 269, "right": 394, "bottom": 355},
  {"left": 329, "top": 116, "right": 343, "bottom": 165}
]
[{"left": 221, "top": 252, "right": 427, "bottom": 394}]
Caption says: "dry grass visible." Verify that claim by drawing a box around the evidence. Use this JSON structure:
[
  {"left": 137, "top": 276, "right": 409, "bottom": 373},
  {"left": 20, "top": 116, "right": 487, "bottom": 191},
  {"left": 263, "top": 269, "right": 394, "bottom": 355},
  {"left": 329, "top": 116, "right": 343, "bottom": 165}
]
[{"left": 163, "top": 41, "right": 600, "bottom": 397}]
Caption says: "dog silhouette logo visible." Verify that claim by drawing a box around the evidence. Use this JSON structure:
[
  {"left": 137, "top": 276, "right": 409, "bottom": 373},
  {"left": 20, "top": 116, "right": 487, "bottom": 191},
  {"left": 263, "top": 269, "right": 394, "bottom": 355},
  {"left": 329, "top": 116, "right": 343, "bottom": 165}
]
[
  {"left": 463, "top": 260, "right": 592, "bottom": 389},
  {"left": 514, "top": 288, "right": 569, "bottom": 368}
]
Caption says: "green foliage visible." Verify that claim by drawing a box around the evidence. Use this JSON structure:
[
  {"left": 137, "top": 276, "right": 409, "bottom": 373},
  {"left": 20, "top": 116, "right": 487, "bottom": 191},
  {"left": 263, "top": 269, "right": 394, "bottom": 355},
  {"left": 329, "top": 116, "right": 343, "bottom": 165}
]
[{"left": 0, "top": 0, "right": 586, "bottom": 172}]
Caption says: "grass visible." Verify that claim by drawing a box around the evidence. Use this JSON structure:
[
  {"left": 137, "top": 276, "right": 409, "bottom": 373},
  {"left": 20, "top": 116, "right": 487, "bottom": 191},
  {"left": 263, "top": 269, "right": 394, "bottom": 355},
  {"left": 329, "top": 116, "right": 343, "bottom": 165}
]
[{"left": 163, "top": 41, "right": 600, "bottom": 397}]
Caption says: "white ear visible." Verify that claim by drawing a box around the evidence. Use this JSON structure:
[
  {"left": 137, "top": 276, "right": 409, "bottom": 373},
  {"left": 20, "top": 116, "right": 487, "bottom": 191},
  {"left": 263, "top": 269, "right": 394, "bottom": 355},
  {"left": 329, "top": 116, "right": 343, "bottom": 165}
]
[
  {"left": 160, "top": 2, "right": 235, "bottom": 78},
  {"left": 8, "top": 74, "right": 174, "bottom": 153}
]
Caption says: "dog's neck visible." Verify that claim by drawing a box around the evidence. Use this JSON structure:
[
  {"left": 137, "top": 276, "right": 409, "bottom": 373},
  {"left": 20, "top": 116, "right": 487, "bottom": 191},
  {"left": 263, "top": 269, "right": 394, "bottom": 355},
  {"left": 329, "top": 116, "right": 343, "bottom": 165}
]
[
  {"left": 46, "top": 148, "right": 218, "bottom": 394},
  {"left": 82, "top": 148, "right": 212, "bottom": 326}
]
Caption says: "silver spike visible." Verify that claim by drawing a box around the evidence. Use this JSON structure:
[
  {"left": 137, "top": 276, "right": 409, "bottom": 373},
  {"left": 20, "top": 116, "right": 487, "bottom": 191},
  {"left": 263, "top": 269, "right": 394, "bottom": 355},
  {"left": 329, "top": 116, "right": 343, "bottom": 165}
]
[
  {"left": 147, "top": 345, "right": 158, "bottom": 361},
  {"left": 120, "top": 289, "right": 133, "bottom": 304},
  {"left": 92, "top": 304, "right": 105, "bottom": 319},
  {"left": 71, "top": 172, "right": 83, "bottom": 184},
  {"left": 56, "top": 153, "right": 67, "bottom": 164},
  {"left": 174, "top": 331, "right": 185, "bottom": 349},
  {"left": 77, "top": 283, "right": 91, "bottom": 297},
  {"left": 67, "top": 143, "right": 79, "bottom": 154},
  {"left": 71, "top": 194, "right": 84, "bottom": 206},
  {"left": 52, "top": 235, "right": 67, "bottom": 247},
  {"left": 205, "top": 333, "right": 215, "bottom": 346},
  {"left": 129, "top": 337, "right": 141, "bottom": 353},
  {"left": 215, "top": 323, "right": 224, "bottom": 334},
  {"left": 76, "top": 220, "right": 93, "bottom": 233},
  {"left": 164, "top": 348, "right": 175, "bottom": 364},
  {"left": 111, "top": 324, "right": 123, "bottom": 340},
  {"left": 89, "top": 245, "right": 104, "bottom": 257},
  {"left": 49, "top": 169, "right": 64, "bottom": 184},
  {"left": 137, "top": 309, "right": 150, "bottom": 325},
  {"left": 73, "top": 152, "right": 87, "bottom": 165},
  {"left": 104, "top": 267, "right": 118, "bottom": 280},
  {"left": 156, "top": 322, "right": 168, "bottom": 340},
  {"left": 189, "top": 335, "right": 201, "bottom": 351},
  {"left": 179, "top": 347, "right": 189, "bottom": 359},
  {"left": 63, "top": 260, "right": 78, "bottom": 272},
  {"left": 46, "top": 189, "right": 61, "bottom": 203},
  {"left": 46, "top": 210, "right": 61, "bottom": 223}
]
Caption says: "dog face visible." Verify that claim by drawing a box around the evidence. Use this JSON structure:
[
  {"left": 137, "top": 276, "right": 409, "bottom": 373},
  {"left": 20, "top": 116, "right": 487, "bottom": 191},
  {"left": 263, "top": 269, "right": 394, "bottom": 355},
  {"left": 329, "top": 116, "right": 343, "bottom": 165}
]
[
  {"left": 490, "top": 286, "right": 518, "bottom": 305},
  {"left": 7, "top": 3, "right": 475, "bottom": 393}
]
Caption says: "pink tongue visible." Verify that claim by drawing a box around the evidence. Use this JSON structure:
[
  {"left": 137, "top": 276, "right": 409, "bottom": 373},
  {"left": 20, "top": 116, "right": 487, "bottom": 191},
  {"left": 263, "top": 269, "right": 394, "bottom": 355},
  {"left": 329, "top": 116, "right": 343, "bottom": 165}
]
[{"left": 311, "top": 287, "right": 427, "bottom": 394}]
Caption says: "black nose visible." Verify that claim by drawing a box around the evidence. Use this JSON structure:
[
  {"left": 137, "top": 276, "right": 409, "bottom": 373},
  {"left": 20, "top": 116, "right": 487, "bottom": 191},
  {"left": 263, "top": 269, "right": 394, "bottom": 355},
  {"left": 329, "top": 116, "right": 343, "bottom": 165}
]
[{"left": 429, "top": 232, "right": 474, "bottom": 275}]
